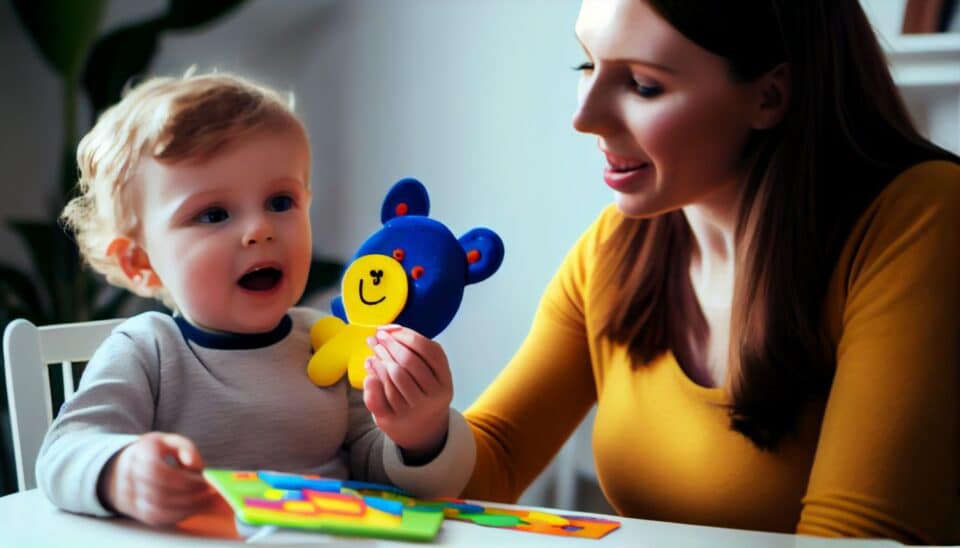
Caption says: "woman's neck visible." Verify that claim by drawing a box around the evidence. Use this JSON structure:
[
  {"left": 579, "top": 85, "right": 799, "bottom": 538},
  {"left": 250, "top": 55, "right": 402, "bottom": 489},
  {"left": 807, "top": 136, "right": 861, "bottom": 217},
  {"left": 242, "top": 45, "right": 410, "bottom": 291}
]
[
  {"left": 681, "top": 180, "right": 741, "bottom": 387},
  {"left": 683, "top": 181, "right": 740, "bottom": 299}
]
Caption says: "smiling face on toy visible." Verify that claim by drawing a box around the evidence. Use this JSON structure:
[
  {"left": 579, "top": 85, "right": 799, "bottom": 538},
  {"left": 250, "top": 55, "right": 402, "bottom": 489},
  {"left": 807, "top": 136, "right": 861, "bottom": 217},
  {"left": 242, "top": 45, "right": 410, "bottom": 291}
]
[
  {"left": 340, "top": 255, "right": 408, "bottom": 326},
  {"left": 330, "top": 177, "right": 504, "bottom": 338}
]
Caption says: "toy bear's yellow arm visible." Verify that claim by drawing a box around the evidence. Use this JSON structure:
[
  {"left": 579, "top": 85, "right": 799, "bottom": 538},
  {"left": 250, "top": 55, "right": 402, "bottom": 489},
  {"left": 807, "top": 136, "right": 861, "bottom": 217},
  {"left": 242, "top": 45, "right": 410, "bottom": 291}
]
[
  {"left": 308, "top": 318, "right": 376, "bottom": 388},
  {"left": 311, "top": 316, "right": 347, "bottom": 347}
]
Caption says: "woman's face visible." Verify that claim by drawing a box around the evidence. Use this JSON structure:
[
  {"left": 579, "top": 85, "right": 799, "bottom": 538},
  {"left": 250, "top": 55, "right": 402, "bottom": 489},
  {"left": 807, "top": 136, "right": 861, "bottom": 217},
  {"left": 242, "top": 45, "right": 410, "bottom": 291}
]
[{"left": 573, "top": 0, "right": 766, "bottom": 217}]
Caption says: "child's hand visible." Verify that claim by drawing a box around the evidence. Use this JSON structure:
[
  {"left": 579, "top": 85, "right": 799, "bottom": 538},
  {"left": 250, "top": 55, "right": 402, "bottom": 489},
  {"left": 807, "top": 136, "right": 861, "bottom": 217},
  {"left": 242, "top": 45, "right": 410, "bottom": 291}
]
[
  {"left": 97, "top": 432, "right": 217, "bottom": 527},
  {"left": 363, "top": 325, "right": 453, "bottom": 463}
]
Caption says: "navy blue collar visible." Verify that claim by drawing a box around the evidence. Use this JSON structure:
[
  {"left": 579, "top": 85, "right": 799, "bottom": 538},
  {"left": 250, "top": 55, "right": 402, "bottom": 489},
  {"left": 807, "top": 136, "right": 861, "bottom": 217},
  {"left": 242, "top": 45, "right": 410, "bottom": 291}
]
[{"left": 174, "top": 315, "right": 293, "bottom": 350}]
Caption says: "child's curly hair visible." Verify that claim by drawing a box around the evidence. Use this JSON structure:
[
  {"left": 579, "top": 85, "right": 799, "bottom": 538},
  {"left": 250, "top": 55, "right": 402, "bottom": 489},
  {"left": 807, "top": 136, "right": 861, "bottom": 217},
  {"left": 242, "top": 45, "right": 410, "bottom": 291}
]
[{"left": 61, "top": 70, "right": 308, "bottom": 307}]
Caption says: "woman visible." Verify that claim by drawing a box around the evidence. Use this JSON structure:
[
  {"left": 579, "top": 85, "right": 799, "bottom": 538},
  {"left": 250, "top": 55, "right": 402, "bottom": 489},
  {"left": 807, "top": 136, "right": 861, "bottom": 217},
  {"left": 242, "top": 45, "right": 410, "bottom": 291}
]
[{"left": 462, "top": 0, "right": 960, "bottom": 543}]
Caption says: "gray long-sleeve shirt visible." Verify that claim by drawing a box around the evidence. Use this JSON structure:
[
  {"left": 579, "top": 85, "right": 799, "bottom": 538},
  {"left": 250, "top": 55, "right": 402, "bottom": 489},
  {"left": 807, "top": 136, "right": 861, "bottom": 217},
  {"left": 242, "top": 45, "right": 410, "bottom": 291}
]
[{"left": 36, "top": 308, "right": 475, "bottom": 516}]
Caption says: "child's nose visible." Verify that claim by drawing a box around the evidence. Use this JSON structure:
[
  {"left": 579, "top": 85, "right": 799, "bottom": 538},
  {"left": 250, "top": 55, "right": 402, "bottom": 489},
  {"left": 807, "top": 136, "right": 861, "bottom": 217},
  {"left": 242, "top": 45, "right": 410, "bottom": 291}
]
[{"left": 242, "top": 216, "right": 274, "bottom": 246}]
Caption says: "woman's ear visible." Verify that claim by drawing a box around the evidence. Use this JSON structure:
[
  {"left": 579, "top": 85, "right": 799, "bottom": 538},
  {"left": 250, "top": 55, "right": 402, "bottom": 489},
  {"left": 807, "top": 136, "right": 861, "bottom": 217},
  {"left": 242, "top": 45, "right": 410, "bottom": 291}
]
[
  {"left": 106, "top": 237, "right": 163, "bottom": 289},
  {"left": 751, "top": 63, "right": 790, "bottom": 130}
]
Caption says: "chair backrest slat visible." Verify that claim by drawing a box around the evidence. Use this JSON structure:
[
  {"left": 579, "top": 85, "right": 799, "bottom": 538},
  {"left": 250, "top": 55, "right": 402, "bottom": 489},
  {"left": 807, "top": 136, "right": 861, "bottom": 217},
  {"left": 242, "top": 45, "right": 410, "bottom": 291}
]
[
  {"left": 38, "top": 319, "right": 123, "bottom": 364},
  {"left": 3, "top": 317, "right": 123, "bottom": 491}
]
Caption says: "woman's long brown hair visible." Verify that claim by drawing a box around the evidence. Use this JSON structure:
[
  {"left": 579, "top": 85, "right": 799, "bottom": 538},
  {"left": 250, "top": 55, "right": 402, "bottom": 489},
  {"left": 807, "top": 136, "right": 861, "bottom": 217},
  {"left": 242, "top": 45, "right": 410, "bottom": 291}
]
[{"left": 600, "top": 0, "right": 959, "bottom": 450}]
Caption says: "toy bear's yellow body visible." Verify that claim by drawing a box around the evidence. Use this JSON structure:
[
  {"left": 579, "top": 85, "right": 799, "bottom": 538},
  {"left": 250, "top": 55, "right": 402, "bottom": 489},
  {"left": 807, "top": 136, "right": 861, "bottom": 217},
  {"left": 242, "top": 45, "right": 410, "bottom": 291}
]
[
  {"left": 306, "top": 316, "right": 375, "bottom": 390},
  {"left": 307, "top": 255, "right": 408, "bottom": 389}
]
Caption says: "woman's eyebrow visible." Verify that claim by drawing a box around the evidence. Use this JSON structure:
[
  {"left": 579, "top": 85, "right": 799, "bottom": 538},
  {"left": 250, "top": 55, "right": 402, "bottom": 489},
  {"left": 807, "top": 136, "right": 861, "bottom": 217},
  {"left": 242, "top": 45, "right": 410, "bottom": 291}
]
[{"left": 574, "top": 35, "right": 677, "bottom": 75}]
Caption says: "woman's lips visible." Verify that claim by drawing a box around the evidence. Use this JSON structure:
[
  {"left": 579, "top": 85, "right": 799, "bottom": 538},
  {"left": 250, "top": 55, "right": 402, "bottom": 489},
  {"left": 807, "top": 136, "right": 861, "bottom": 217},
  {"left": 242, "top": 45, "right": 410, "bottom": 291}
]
[
  {"left": 601, "top": 150, "right": 651, "bottom": 191},
  {"left": 603, "top": 163, "right": 651, "bottom": 191}
]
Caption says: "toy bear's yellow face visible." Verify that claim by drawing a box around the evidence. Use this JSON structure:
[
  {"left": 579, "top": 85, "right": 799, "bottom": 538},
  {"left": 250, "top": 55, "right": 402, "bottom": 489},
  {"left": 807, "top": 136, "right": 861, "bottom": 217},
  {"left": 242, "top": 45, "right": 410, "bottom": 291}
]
[{"left": 340, "top": 254, "right": 409, "bottom": 327}]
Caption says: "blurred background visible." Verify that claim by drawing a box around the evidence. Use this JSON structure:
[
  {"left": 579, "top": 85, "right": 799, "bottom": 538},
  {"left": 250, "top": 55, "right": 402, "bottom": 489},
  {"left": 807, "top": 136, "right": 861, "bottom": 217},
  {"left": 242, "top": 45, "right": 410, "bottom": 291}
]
[{"left": 0, "top": 0, "right": 957, "bottom": 511}]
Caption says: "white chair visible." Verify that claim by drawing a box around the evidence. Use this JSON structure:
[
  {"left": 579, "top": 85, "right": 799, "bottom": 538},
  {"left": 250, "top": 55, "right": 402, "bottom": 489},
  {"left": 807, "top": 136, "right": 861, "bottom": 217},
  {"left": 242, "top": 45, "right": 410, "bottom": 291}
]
[{"left": 2, "top": 317, "right": 123, "bottom": 491}]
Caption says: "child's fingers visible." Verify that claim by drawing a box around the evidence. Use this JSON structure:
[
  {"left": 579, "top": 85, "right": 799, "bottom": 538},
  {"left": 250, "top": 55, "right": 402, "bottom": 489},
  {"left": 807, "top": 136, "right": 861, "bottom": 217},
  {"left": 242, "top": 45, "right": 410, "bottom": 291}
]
[
  {"left": 119, "top": 467, "right": 216, "bottom": 527},
  {"left": 157, "top": 433, "right": 205, "bottom": 471},
  {"left": 134, "top": 490, "right": 215, "bottom": 527},
  {"left": 372, "top": 343, "right": 427, "bottom": 403},
  {"left": 139, "top": 482, "right": 217, "bottom": 512},
  {"left": 363, "top": 365, "right": 394, "bottom": 417},
  {"left": 135, "top": 464, "right": 209, "bottom": 495},
  {"left": 130, "top": 498, "right": 184, "bottom": 527},
  {"left": 374, "top": 331, "right": 442, "bottom": 394},
  {"left": 368, "top": 357, "right": 409, "bottom": 411},
  {"left": 381, "top": 326, "right": 452, "bottom": 388},
  {"left": 132, "top": 435, "right": 207, "bottom": 490}
]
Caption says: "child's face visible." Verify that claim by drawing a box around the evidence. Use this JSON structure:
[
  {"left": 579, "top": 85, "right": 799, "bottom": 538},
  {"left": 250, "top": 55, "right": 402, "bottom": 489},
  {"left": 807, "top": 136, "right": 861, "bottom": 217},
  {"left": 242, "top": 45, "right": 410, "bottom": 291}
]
[{"left": 137, "top": 128, "right": 313, "bottom": 333}]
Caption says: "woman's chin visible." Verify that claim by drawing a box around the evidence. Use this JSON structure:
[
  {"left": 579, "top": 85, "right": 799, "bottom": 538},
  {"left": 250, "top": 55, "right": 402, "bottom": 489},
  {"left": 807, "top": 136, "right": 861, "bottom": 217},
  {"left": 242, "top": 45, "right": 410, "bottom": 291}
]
[{"left": 612, "top": 192, "right": 667, "bottom": 219}]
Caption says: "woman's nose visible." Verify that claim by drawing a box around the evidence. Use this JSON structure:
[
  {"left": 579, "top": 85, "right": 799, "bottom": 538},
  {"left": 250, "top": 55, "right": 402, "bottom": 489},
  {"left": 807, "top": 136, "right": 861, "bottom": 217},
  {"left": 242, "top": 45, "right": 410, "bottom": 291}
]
[
  {"left": 572, "top": 74, "right": 617, "bottom": 136},
  {"left": 242, "top": 215, "right": 274, "bottom": 246}
]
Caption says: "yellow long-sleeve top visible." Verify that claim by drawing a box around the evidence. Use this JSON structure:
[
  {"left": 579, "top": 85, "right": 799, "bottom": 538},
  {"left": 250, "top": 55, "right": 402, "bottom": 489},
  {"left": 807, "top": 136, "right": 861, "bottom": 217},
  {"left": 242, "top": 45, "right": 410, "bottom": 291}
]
[{"left": 464, "top": 160, "right": 960, "bottom": 544}]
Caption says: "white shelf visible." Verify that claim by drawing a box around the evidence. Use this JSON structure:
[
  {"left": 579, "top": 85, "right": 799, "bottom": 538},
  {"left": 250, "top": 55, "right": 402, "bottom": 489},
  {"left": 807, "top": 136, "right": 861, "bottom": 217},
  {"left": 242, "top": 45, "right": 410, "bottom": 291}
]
[{"left": 884, "top": 33, "right": 960, "bottom": 88}]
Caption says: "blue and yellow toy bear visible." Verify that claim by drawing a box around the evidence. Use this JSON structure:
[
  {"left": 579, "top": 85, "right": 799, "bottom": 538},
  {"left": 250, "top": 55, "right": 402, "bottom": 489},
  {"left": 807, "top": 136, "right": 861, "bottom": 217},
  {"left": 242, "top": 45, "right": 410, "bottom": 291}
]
[{"left": 307, "top": 178, "right": 505, "bottom": 389}]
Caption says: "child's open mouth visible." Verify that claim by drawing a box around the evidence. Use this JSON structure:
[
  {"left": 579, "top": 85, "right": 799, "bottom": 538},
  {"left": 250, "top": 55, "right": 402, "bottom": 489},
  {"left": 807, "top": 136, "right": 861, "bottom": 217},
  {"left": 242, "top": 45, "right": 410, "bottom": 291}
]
[{"left": 238, "top": 267, "right": 283, "bottom": 291}]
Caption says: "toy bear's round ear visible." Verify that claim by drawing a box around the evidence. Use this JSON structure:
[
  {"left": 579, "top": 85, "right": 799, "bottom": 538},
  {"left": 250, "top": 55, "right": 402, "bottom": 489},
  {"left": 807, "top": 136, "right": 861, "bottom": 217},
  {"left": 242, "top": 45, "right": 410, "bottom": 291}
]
[
  {"left": 459, "top": 227, "right": 504, "bottom": 285},
  {"left": 381, "top": 178, "right": 430, "bottom": 224}
]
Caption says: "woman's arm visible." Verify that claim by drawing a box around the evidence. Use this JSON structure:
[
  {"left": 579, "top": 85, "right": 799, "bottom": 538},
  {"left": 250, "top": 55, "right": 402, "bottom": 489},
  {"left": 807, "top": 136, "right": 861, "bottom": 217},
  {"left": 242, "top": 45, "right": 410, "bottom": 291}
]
[
  {"left": 463, "top": 213, "right": 608, "bottom": 502},
  {"left": 798, "top": 162, "right": 960, "bottom": 544}
]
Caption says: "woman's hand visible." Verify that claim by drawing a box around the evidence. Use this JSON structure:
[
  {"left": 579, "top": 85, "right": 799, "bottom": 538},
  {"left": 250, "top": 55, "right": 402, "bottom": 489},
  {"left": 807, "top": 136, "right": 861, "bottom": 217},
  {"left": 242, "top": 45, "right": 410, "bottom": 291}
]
[
  {"left": 97, "top": 432, "right": 217, "bottom": 527},
  {"left": 363, "top": 325, "right": 453, "bottom": 463}
]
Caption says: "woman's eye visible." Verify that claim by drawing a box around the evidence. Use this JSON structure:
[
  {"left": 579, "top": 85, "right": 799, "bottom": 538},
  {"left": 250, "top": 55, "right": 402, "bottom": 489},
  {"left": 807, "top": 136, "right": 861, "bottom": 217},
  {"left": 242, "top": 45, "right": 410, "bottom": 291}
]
[
  {"left": 268, "top": 195, "right": 294, "bottom": 212},
  {"left": 633, "top": 81, "right": 663, "bottom": 98},
  {"left": 197, "top": 207, "right": 228, "bottom": 224},
  {"left": 573, "top": 61, "right": 594, "bottom": 72}
]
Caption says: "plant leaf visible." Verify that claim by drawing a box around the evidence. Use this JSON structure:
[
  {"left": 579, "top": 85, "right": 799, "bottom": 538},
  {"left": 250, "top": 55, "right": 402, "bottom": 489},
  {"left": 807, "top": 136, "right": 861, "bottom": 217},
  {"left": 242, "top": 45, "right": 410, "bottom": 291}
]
[
  {"left": 163, "top": 0, "right": 247, "bottom": 29},
  {"left": 82, "top": 19, "right": 163, "bottom": 116},
  {"left": 0, "top": 263, "right": 48, "bottom": 323},
  {"left": 7, "top": 220, "right": 86, "bottom": 322},
  {"left": 11, "top": 0, "right": 106, "bottom": 79}
]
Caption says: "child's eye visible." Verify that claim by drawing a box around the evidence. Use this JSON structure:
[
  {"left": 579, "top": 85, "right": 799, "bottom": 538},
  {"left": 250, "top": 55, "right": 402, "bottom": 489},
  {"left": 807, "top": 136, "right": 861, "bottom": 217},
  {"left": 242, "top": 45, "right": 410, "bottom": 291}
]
[
  {"left": 268, "top": 195, "right": 294, "bottom": 212},
  {"left": 197, "top": 207, "right": 229, "bottom": 224}
]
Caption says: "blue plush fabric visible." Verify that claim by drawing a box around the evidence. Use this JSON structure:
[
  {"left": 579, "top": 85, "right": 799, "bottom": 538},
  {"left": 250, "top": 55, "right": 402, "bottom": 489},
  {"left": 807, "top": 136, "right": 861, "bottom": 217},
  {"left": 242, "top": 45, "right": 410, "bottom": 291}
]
[{"left": 331, "top": 178, "right": 504, "bottom": 338}]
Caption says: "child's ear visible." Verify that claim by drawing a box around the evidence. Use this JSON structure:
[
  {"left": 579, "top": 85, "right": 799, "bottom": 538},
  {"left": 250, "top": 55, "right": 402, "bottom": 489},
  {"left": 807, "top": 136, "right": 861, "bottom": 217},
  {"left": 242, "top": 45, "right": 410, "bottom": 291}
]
[
  {"left": 751, "top": 62, "right": 790, "bottom": 130},
  {"left": 106, "top": 237, "right": 163, "bottom": 289}
]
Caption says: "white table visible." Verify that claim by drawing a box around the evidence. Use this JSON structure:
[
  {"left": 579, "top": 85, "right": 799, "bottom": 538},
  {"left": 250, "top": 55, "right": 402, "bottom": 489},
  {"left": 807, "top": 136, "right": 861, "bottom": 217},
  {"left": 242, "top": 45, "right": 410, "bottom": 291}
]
[{"left": 0, "top": 489, "right": 901, "bottom": 547}]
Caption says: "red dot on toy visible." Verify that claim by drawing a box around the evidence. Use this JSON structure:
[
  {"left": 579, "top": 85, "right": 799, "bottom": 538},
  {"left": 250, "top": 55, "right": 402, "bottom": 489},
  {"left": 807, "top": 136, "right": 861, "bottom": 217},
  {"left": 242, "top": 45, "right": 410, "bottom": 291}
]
[
  {"left": 393, "top": 248, "right": 405, "bottom": 261},
  {"left": 411, "top": 266, "right": 425, "bottom": 280},
  {"left": 395, "top": 203, "right": 409, "bottom": 216},
  {"left": 466, "top": 249, "right": 481, "bottom": 264}
]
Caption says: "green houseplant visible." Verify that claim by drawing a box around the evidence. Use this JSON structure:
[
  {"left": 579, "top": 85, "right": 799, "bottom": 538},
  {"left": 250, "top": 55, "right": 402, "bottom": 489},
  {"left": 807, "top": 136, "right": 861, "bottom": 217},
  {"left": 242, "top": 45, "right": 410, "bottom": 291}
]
[{"left": 0, "top": 0, "right": 342, "bottom": 495}]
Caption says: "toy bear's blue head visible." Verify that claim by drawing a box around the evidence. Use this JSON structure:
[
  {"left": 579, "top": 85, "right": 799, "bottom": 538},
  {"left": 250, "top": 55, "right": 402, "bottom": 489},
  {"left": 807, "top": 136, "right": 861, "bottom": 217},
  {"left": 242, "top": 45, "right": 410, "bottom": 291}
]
[{"left": 330, "top": 178, "right": 504, "bottom": 338}]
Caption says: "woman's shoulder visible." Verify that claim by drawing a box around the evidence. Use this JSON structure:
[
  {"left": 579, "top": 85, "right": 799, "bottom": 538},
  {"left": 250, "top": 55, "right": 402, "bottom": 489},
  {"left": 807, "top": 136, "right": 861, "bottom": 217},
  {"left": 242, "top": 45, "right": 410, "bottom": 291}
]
[
  {"left": 593, "top": 203, "right": 630, "bottom": 237},
  {"left": 841, "top": 159, "right": 960, "bottom": 275},
  {"left": 572, "top": 203, "right": 633, "bottom": 256},
  {"left": 874, "top": 159, "right": 960, "bottom": 212},
  {"left": 850, "top": 160, "right": 960, "bottom": 240}
]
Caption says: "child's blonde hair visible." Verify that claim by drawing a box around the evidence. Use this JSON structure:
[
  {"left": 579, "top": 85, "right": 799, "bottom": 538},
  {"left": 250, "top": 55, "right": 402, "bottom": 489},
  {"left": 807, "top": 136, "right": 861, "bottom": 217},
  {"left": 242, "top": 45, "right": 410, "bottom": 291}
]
[{"left": 61, "top": 70, "right": 309, "bottom": 306}]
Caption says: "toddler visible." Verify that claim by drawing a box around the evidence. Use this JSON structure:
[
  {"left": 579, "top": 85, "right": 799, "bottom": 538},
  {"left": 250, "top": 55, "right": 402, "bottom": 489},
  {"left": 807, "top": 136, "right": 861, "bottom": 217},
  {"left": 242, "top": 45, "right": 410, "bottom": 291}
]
[{"left": 38, "top": 71, "right": 475, "bottom": 527}]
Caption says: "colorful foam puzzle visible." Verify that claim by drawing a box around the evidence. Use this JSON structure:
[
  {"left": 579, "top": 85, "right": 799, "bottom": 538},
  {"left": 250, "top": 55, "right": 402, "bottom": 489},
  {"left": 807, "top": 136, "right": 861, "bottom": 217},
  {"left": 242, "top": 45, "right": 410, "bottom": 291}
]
[
  {"left": 203, "top": 469, "right": 621, "bottom": 541},
  {"left": 307, "top": 177, "right": 505, "bottom": 389},
  {"left": 203, "top": 469, "right": 443, "bottom": 541}
]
